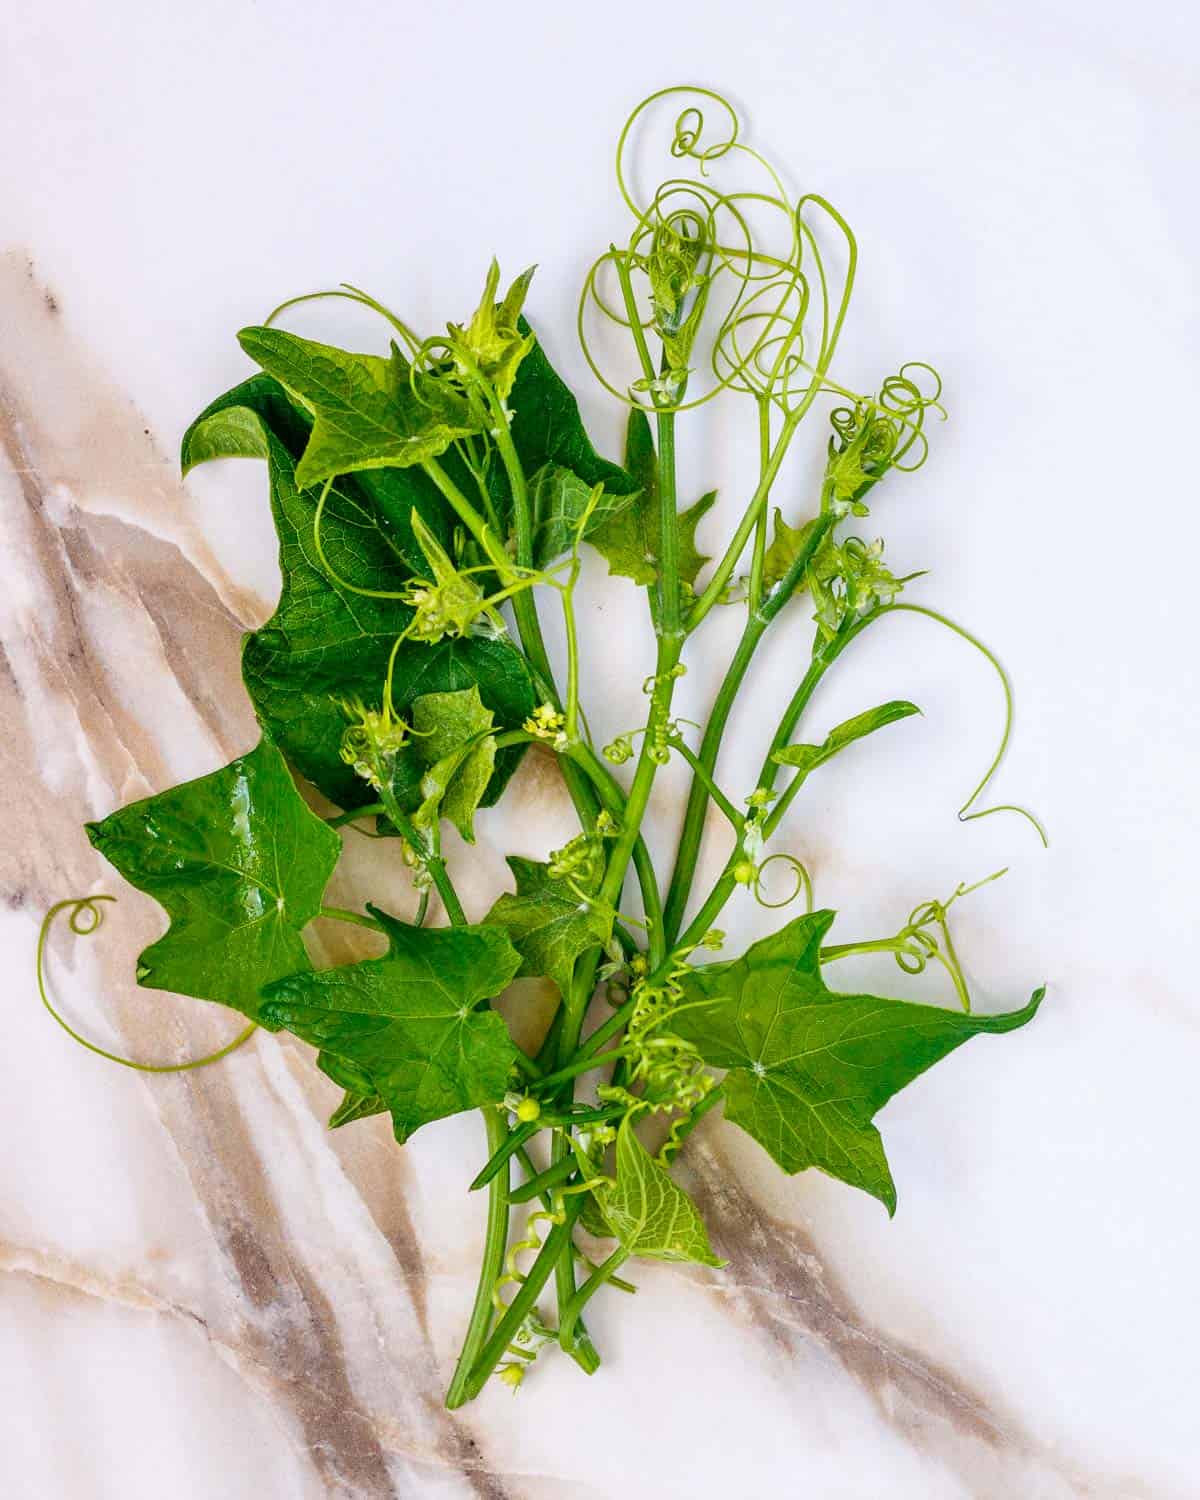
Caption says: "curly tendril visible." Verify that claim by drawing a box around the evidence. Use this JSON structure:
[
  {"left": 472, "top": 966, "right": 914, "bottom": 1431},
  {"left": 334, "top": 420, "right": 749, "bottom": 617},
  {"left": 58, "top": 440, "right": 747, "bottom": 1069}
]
[
  {"left": 877, "top": 603, "right": 1049, "bottom": 846},
  {"left": 37, "top": 898, "right": 257, "bottom": 1072},
  {"left": 753, "top": 852, "right": 814, "bottom": 912},
  {"left": 579, "top": 87, "right": 861, "bottom": 418}
]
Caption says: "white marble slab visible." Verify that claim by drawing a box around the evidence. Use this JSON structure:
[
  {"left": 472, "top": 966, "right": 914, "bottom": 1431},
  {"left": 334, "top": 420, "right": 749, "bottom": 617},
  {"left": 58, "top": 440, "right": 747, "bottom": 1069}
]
[{"left": 2, "top": 3, "right": 1198, "bottom": 1496}]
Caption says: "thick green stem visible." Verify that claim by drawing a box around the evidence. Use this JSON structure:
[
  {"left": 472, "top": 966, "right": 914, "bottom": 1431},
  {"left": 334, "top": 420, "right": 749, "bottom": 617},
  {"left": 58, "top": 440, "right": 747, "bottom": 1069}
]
[
  {"left": 662, "top": 512, "right": 838, "bottom": 943},
  {"left": 459, "top": 1204, "right": 584, "bottom": 1403},
  {"left": 445, "top": 1109, "right": 511, "bottom": 1409},
  {"left": 661, "top": 618, "right": 764, "bottom": 944},
  {"left": 656, "top": 410, "right": 682, "bottom": 636}
]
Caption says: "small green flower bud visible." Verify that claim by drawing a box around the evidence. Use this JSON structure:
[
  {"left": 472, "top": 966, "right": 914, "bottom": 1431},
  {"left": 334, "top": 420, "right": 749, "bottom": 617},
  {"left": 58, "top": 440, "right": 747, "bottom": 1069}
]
[
  {"left": 733, "top": 859, "right": 758, "bottom": 886},
  {"left": 515, "top": 1096, "right": 541, "bottom": 1123}
]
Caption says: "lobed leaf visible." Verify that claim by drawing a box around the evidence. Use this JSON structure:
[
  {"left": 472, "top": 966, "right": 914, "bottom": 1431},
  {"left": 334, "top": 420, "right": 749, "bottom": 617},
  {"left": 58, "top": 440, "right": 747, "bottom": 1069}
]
[
  {"left": 86, "top": 736, "right": 340, "bottom": 1021},
  {"left": 261, "top": 907, "right": 523, "bottom": 1143},
  {"left": 485, "top": 856, "right": 608, "bottom": 1002},
  {"left": 588, "top": 408, "right": 714, "bottom": 590},
  {"left": 237, "top": 327, "right": 480, "bottom": 486},
  {"left": 674, "top": 910, "right": 1043, "bottom": 1214}
]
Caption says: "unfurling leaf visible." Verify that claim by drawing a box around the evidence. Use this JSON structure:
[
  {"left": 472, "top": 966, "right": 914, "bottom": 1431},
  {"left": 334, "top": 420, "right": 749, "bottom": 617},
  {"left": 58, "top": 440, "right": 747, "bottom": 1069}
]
[
  {"left": 237, "top": 326, "right": 480, "bottom": 485},
  {"left": 772, "top": 700, "right": 920, "bottom": 783},
  {"left": 411, "top": 685, "right": 497, "bottom": 842},
  {"left": 261, "top": 907, "right": 523, "bottom": 1143},
  {"left": 449, "top": 260, "right": 537, "bottom": 403},
  {"left": 485, "top": 856, "right": 608, "bottom": 1001},
  {"left": 674, "top": 910, "right": 1043, "bottom": 1213},
  {"left": 593, "top": 1118, "right": 724, "bottom": 1266},
  {"left": 86, "top": 736, "right": 340, "bottom": 1020}
]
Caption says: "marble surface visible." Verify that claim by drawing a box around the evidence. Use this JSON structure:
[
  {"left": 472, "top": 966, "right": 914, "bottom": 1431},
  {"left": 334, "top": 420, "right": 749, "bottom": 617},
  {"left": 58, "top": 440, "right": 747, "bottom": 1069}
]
[{"left": 3, "top": 3, "right": 1199, "bottom": 1496}]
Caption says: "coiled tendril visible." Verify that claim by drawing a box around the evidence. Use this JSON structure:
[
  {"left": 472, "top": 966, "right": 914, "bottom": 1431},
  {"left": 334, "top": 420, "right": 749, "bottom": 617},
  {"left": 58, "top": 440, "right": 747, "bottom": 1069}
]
[
  {"left": 580, "top": 86, "right": 865, "bottom": 418},
  {"left": 36, "top": 897, "right": 256, "bottom": 1072}
]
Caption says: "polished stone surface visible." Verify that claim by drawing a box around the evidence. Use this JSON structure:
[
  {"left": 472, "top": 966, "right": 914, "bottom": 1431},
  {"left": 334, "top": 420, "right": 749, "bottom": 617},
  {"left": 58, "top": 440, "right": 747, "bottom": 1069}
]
[{"left": 3, "top": 4, "right": 1198, "bottom": 1496}]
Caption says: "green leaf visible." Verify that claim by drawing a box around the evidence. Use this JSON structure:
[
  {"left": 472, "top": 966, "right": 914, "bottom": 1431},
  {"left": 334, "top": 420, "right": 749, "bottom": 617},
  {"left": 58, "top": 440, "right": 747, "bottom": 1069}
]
[
  {"left": 528, "top": 463, "right": 637, "bottom": 567},
  {"left": 450, "top": 260, "right": 537, "bottom": 403},
  {"left": 411, "top": 685, "right": 496, "bottom": 842},
  {"left": 316, "top": 1052, "right": 387, "bottom": 1127},
  {"left": 674, "top": 910, "right": 1044, "bottom": 1213},
  {"left": 503, "top": 320, "right": 639, "bottom": 528},
  {"left": 761, "top": 509, "right": 822, "bottom": 591},
  {"left": 587, "top": 408, "right": 714, "bottom": 589},
  {"left": 771, "top": 700, "right": 920, "bottom": 783},
  {"left": 485, "top": 856, "right": 608, "bottom": 1001},
  {"left": 261, "top": 907, "right": 523, "bottom": 1144},
  {"left": 182, "top": 378, "right": 535, "bottom": 811},
  {"left": 86, "top": 736, "right": 340, "bottom": 1021},
  {"left": 329, "top": 1090, "right": 387, "bottom": 1127},
  {"left": 593, "top": 1118, "right": 723, "bottom": 1266},
  {"left": 237, "top": 326, "right": 480, "bottom": 486}
]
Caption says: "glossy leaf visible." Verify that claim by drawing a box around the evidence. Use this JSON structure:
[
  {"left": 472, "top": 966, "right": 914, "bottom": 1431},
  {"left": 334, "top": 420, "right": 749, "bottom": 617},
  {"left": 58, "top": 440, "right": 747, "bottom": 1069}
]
[
  {"left": 261, "top": 907, "right": 523, "bottom": 1143},
  {"left": 588, "top": 408, "right": 714, "bottom": 589},
  {"left": 594, "top": 1118, "right": 723, "bottom": 1266},
  {"left": 182, "top": 379, "right": 535, "bottom": 811},
  {"left": 485, "top": 856, "right": 608, "bottom": 1001},
  {"left": 237, "top": 326, "right": 480, "bottom": 486},
  {"left": 772, "top": 700, "right": 920, "bottom": 783},
  {"left": 674, "top": 910, "right": 1044, "bottom": 1213},
  {"left": 86, "top": 736, "right": 340, "bottom": 1020}
]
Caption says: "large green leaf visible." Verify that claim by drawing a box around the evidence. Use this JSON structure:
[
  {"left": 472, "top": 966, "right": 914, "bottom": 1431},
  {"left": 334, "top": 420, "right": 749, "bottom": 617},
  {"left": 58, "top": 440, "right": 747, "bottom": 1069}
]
[
  {"left": 86, "top": 736, "right": 340, "bottom": 1021},
  {"left": 594, "top": 1118, "right": 724, "bottom": 1266},
  {"left": 237, "top": 327, "right": 480, "bottom": 486},
  {"left": 674, "top": 910, "right": 1043, "bottom": 1213},
  {"left": 181, "top": 379, "right": 535, "bottom": 811},
  {"left": 772, "top": 700, "right": 921, "bottom": 783},
  {"left": 588, "top": 408, "right": 714, "bottom": 591},
  {"left": 485, "top": 856, "right": 608, "bottom": 1001},
  {"left": 260, "top": 907, "right": 523, "bottom": 1142}
]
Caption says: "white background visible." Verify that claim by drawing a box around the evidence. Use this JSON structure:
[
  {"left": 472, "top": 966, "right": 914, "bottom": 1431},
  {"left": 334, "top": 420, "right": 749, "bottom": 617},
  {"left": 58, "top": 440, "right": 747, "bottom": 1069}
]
[{"left": 3, "top": 2, "right": 1199, "bottom": 1496}]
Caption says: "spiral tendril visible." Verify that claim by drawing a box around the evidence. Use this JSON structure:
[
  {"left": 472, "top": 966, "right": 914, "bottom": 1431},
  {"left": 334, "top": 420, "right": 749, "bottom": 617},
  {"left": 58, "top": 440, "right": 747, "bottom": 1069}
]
[{"left": 36, "top": 897, "right": 257, "bottom": 1072}]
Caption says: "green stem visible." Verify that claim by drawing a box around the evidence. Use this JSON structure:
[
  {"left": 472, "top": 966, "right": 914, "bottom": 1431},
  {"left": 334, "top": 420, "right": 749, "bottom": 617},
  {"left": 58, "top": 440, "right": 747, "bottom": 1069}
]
[
  {"left": 661, "top": 618, "right": 764, "bottom": 944},
  {"left": 507, "top": 1155, "right": 580, "bottom": 1205},
  {"left": 662, "top": 511, "right": 837, "bottom": 943},
  {"left": 534, "top": 1047, "right": 628, "bottom": 1093},
  {"left": 445, "top": 1109, "right": 511, "bottom": 1409},
  {"left": 558, "top": 1247, "right": 631, "bottom": 1352},
  {"left": 325, "top": 802, "right": 386, "bottom": 828},
  {"left": 470, "top": 1119, "right": 541, "bottom": 1191},
  {"left": 318, "top": 905, "right": 383, "bottom": 931},
  {"left": 458, "top": 1205, "right": 583, "bottom": 1403},
  {"left": 747, "top": 397, "right": 771, "bottom": 615},
  {"left": 687, "top": 402, "right": 812, "bottom": 630},
  {"left": 656, "top": 409, "right": 682, "bottom": 636},
  {"left": 422, "top": 456, "right": 511, "bottom": 575}
]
